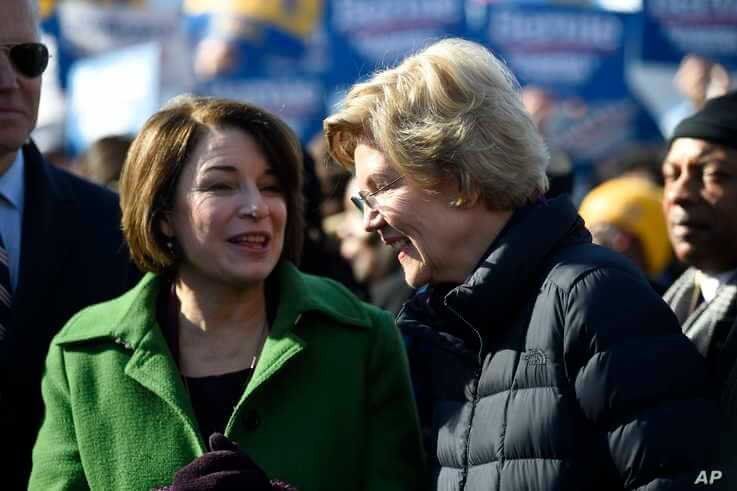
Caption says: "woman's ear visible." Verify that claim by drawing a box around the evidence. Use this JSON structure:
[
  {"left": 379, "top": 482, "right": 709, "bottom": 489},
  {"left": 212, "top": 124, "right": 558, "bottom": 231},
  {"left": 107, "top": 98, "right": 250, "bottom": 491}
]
[
  {"left": 449, "top": 187, "right": 481, "bottom": 209},
  {"left": 449, "top": 195, "right": 477, "bottom": 208},
  {"left": 439, "top": 172, "right": 481, "bottom": 209},
  {"left": 159, "top": 211, "right": 174, "bottom": 239}
]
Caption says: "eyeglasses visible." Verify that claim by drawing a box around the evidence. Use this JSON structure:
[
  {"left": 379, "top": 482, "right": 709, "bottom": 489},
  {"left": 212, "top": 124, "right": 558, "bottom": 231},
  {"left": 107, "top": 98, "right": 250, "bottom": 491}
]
[
  {"left": 1, "top": 43, "right": 49, "bottom": 78},
  {"left": 351, "top": 175, "right": 404, "bottom": 213}
]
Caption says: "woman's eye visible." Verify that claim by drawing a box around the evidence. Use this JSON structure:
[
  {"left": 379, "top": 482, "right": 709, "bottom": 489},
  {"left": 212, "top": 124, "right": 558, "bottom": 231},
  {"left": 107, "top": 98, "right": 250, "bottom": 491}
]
[
  {"left": 199, "top": 182, "right": 234, "bottom": 192},
  {"left": 260, "top": 183, "right": 282, "bottom": 193}
]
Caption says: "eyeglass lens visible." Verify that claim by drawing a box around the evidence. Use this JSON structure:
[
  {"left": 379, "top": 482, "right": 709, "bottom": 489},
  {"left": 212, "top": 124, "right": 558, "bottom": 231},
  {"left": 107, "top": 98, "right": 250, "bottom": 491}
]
[
  {"left": 351, "top": 195, "right": 365, "bottom": 212},
  {"left": 7, "top": 43, "right": 49, "bottom": 78}
]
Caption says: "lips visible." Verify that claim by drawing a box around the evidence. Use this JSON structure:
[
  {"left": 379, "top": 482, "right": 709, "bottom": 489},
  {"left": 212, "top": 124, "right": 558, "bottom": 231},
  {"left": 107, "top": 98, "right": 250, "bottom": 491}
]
[
  {"left": 381, "top": 234, "right": 413, "bottom": 261},
  {"left": 227, "top": 231, "right": 271, "bottom": 249},
  {"left": 388, "top": 237, "right": 411, "bottom": 252},
  {"left": 380, "top": 232, "right": 406, "bottom": 248},
  {"left": 668, "top": 207, "right": 709, "bottom": 232},
  {"left": 671, "top": 220, "right": 708, "bottom": 230},
  {"left": 669, "top": 217, "right": 710, "bottom": 242}
]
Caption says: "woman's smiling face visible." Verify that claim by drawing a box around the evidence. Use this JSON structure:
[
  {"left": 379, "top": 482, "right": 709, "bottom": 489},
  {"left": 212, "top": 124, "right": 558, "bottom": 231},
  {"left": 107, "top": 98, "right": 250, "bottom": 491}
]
[
  {"left": 352, "top": 142, "right": 486, "bottom": 287},
  {"left": 161, "top": 126, "right": 287, "bottom": 290}
]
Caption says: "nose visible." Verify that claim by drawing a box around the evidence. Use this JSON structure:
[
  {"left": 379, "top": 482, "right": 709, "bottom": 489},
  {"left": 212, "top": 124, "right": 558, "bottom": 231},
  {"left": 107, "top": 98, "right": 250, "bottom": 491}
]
[
  {"left": 0, "top": 51, "right": 19, "bottom": 90},
  {"left": 361, "top": 206, "right": 385, "bottom": 232},
  {"left": 339, "top": 236, "right": 359, "bottom": 261},
  {"left": 237, "top": 185, "right": 268, "bottom": 219}
]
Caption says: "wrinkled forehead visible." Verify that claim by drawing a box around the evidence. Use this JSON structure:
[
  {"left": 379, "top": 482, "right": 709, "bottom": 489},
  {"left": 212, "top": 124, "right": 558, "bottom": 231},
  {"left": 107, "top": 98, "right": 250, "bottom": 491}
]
[{"left": 666, "top": 137, "right": 737, "bottom": 164}]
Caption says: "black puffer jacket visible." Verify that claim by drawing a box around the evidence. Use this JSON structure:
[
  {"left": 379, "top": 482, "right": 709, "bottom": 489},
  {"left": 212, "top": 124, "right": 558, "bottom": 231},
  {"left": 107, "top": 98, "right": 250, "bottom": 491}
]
[{"left": 399, "top": 197, "right": 718, "bottom": 490}]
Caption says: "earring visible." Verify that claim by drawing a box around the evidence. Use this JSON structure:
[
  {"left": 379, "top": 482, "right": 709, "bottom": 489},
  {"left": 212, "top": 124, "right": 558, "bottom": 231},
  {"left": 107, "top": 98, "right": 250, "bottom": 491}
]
[{"left": 166, "top": 239, "right": 175, "bottom": 254}]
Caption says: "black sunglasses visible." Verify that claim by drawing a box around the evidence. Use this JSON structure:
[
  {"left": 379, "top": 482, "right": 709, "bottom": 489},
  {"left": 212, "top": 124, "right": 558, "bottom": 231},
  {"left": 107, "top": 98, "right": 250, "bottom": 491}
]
[{"left": 2, "top": 43, "right": 49, "bottom": 78}]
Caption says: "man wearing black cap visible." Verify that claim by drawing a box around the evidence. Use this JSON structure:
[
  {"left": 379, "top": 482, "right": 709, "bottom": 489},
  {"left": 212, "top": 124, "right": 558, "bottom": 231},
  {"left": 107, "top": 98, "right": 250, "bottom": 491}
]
[{"left": 662, "top": 90, "right": 737, "bottom": 483}]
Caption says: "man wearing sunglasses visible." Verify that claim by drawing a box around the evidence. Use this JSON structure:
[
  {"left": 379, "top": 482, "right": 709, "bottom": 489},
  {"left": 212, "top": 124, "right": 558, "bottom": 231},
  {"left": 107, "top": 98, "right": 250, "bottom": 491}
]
[{"left": 0, "top": 2, "right": 138, "bottom": 489}]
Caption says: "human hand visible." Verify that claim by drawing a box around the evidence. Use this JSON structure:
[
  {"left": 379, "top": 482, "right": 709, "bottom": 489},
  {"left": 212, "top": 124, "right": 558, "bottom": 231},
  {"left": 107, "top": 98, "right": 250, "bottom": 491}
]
[{"left": 164, "top": 433, "right": 272, "bottom": 491}]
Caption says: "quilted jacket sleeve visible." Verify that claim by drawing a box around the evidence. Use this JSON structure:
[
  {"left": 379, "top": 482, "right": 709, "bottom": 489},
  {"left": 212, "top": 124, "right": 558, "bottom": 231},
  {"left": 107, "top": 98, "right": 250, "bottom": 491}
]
[
  {"left": 363, "top": 307, "right": 426, "bottom": 491},
  {"left": 28, "top": 343, "right": 89, "bottom": 491},
  {"left": 563, "top": 267, "right": 720, "bottom": 490}
]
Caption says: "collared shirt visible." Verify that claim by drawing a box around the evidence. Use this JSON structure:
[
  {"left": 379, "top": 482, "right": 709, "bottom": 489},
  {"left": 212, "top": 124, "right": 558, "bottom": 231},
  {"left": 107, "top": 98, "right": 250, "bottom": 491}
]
[
  {"left": 695, "top": 269, "right": 737, "bottom": 304},
  {"left": 0, "top": 151, "right": 25, "bottom": 291}
]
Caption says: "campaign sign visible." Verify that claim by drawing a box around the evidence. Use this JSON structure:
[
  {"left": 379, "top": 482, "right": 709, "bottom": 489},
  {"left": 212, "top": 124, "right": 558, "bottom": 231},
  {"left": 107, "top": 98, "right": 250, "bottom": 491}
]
[
  {"left": 471, "top": 3, "right": 663, "bottom": 170},
  {"left": 197, "top": 75, "right": 327, "bottom": 144},
  {"left": 641, "top": 0, "right": 737, "bottom": 68},
  {"left": 183, "top": 0, "right": 323, "bottom": 64},
  {"left": 54, "top": 1, "right": 184, "bottom": 89},
  {"left": 57, "top": 1, "right": 181, "bottom": 57},
  {"left": 66, "top": 43, "right": 160, "bottom": 155},
  {"left": 472, "top": 3, "right": 629, "bottom": 96},
  {"left": 324, "top": 0, "right": 467, "bottom": 107},
  {"left": 185, "top": 0, "right": 328, "bottom": 143}
]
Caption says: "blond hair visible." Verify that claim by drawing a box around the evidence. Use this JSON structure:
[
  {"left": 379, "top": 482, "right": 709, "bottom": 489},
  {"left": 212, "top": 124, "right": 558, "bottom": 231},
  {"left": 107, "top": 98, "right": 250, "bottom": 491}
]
[
  {"left": 324, "top": 38, "right": 549, "bottom": 210},
  {"left": 120, "top": 95, "right": 304, "bottom": 273}
]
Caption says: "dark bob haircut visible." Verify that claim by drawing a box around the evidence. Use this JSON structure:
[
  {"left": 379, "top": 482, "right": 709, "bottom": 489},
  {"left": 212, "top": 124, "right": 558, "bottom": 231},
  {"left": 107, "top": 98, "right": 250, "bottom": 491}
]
[{"left": 119, "top": 95, "right": 304, "bottom": 273}]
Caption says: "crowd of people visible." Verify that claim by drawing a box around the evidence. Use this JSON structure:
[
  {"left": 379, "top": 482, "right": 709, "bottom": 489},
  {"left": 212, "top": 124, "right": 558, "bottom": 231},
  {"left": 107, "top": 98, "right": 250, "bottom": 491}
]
[{"left": 3, "top": 0, "right": 737, "bottom": 490}]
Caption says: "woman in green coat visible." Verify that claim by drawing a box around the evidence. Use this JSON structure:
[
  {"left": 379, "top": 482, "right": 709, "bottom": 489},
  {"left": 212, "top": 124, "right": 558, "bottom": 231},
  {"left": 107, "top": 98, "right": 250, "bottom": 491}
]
[{"left": 29, "top": 96, "right": 424, "bottom": 491}]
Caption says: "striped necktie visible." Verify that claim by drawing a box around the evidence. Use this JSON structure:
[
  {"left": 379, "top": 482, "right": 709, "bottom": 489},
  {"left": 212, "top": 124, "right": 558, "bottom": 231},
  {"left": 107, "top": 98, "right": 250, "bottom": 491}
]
[{"left": 0, "top": 234, "right": 11, "bottom": 340}]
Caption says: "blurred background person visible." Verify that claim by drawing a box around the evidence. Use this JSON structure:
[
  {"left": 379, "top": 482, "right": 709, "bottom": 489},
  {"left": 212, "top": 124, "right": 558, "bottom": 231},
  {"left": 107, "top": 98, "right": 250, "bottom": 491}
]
[
  {"left": 660, "top": 54, "right": 731, "bottom": 138},
  {"left": 187, "top": 0, "right": 324, "bottom": 81},
  {"left": 592, "top": 144, "right": 666, "bottom": 188},
  {"left": 76, "top": 133, "right": 133, "bottom": 190},
  {"left": 325, "top": 176, "right": 413, "bottom": 314},
  {"left": 0, "top": 2, "right": 138, "bottom": 489},
  {"left": 308, "top": 132, "right": 353, "bottom": 219},
  {"left": 325, "top": 37, "right": 717, "bottom": 490},
  {"left": 520, "top": 85, "right": 575, "bottom": 199},
  {"left": 579, "top": 175, "right": 674, "bottom": 292},
  {"left": 661, "top": 91, "right": 737, "bottom": 485},
  {"left": 296, "top": 144, "right": 364, "bottom": 296},
  {"left": 30, "top": 96, "right": 424, "bottom": 490}
]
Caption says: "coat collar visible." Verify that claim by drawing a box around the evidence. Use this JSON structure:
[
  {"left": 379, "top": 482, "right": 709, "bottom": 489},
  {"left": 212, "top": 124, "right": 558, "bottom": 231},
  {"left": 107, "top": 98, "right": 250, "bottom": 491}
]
[
  {"left": 666, "top": 267, "right": 737, "bottom": 358},
  {"left": 442, "top": 196, "right": 589, "bottom": 332},
  {"left": 53, "top": 261, "right": 375, "bottom": 442},
  {"left": 54, "top": 260, "right": 372, "bottom": 348}
]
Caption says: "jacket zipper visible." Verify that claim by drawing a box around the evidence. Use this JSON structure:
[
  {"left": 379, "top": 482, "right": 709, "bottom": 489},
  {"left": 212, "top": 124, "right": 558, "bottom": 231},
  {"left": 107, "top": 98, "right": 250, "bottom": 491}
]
[{"left": 443, "top": 302, "right": 484, "bottom": 490}]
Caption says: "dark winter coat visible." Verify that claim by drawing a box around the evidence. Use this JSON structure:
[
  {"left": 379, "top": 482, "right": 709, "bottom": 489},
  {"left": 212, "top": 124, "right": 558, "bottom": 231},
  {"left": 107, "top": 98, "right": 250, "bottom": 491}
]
[
  {"left": 0, "top": 141, "right": 139, "bottom": 490},
  {"left": 399, "top": 197, "right": 719, "bottom": 490}
]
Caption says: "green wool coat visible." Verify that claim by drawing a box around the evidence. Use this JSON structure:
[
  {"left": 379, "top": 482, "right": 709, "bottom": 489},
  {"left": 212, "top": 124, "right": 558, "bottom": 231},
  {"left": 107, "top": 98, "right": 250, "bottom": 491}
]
[{"left": 29, "top": 262, "right": 424, "bottom": 491}]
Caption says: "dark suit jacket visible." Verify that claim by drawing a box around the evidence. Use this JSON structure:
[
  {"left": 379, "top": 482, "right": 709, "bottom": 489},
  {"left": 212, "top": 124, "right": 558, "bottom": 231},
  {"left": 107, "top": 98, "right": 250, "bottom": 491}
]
[
  {"left": 717, "top": 320, "right": 737, "bottom": 489},
  {"left": 0, "top": 141, "right": 138, "bottom": 490}
]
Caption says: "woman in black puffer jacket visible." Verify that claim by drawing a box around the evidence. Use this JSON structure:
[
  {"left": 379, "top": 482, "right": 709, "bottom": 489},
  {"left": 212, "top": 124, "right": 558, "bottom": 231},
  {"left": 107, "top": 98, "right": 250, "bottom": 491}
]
[{"left": 324, "top": 38, "right": 719, "bottom": 490}]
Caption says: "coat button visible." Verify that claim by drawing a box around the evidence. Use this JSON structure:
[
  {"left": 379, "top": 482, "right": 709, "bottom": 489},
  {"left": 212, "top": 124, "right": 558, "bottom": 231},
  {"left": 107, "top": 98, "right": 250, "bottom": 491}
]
[{"left": 243, "top": 410, "right": 261, "bottom": 431}]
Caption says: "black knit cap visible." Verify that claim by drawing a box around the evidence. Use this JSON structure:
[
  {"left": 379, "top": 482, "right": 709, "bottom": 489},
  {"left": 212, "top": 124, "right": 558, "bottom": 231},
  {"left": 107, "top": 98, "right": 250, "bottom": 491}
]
[{"left": 671, "top": 91, "right": 737, "bottom": 149}]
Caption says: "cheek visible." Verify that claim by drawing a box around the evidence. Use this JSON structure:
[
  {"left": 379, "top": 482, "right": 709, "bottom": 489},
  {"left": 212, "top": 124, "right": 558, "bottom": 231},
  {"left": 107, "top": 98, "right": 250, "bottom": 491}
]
[
  {"left": 380, "top": 201, "right": 414, "bottom": 231},
  {"left": 180, "top": 198, "right": 226, "bottom": 236},
  {"left": 271, "top": 199, "right": 288, "bottom": 229},
  {"left": 703, "top": 182, "right": 726, "bottom": 202},
  {"left": 22, "top": 79, "right": 41, "bottom": 99}
]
